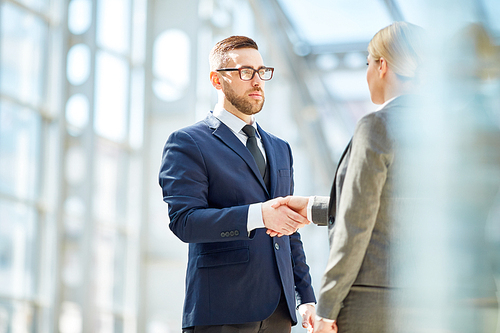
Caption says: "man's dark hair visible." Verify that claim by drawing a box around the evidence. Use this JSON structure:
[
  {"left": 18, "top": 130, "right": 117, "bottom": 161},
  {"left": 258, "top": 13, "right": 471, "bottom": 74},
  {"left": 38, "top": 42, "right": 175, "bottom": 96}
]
[{"left": 209, "top": 36, "right": 259, "bottom": 70}]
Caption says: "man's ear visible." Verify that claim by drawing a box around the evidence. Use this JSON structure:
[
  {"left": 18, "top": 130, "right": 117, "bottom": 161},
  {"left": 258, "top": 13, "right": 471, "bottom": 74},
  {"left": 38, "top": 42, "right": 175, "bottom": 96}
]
[
  {"left": 210, "top": 71, "right": 222, "bottom": 90},
  {"left": 379, "top": 57, "right": 388, "bottom": 79}
]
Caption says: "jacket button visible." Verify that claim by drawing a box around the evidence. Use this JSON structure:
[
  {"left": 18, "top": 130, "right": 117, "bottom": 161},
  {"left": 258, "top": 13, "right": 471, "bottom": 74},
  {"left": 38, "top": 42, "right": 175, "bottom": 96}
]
[
  {"left": 235, "top": 230, "right": 240, "bottom": 236},
  {"left": 274, "top": 243, "right": 280, "bottom": 250},
  {"left": 221, "top": 232, "right": 226, "bottom": 237},
  {"left": 329, "top": 216, "right": 334, "bottom": 225},
  {"left": 229, "top": 231, "right": 235, "bottom": 237}
]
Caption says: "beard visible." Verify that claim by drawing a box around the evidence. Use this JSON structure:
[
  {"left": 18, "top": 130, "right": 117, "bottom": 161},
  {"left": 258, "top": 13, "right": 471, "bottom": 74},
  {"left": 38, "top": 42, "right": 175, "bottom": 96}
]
[{"left": 222, "top": 81, "right": 265, "bottom": 115}]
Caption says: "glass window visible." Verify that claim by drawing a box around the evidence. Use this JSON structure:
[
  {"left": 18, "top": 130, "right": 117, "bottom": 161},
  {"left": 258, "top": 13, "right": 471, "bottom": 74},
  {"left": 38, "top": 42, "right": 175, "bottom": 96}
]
[
  {"left": 68, "top": 0, "right": 92, "bottom": 35},
  {"left": 277, "top": 0, "right": 392, "bottom": 45},
  {"left": 0, "top": 2, "right": 47, "bottom": 106},
  {"left": 397, "top": 0, "right": 477, "bottom": 29},
  {"left": 0, "top": 301, "right": 35, "bottom": 332},
  {"left": 63, "top": 196, "right": 86, "bottom": 240},
  {"left": 0, "top": 201, "right": 37, "bottom": 298},
  {"left": 323, "top": 69, "right": 370, "bottom": 101},
  {"left": 98, "top": 312, "right": 115, "bottom": 333},
  {"left": 61, "top": 245, "right": 83, "bottom": 288},
  {"left": 94, "top": 51, "right": 129, "bottom": 142},
  {"left": 113, "top": 234, "right": 126, "bottom": 309},
  {"left": 0, "top": 304, "right": 7, "bottom": 331},
  {"left": 0, "top": 101, "right": 41, "bottom": 201},
  {"left": 343, "top": 52, "right": 367, "bottom": 69},
  {"left": 66, "top": 93, "right": 90, "bottom": 131},
  {"left": 64, "top": 145, "right": 87, "bottom": 186},
  {"left": 396, "top": 0, "right": 432, "bottom": 27},
  {"left": 315, "top": 54, "right": 340, "bottom": 71},
  {"left": 131, "top": 0, "right": 147, "bottom": 64},
  {"left": 93, "top": 140, "right": 120, "bottom": 223},
  {"left": 124, "top": 231, "right": 139, "bottom": 309},
  {"left": 232, "top": 0, "right": 255, "bottom": 36},
  {"left": 59, "top": 301, "right": 83, "bottom": 333},
  {"left": 39, "top": 212, "right": 57, "bottom": 300},
  {"left": 67, "top": 43, "right": 92, "bottom": 86},
  {"left": 129, "top": 68, "right": 145, "bottom": 149},
  {"left": 152, "top": 29, "right": 191, "bottom": 102},
  {"left": 127, "top": 155, "right": 142, "bottom": 229},
  {"left": 94, "top": 228, "right": 116, "bottom": 310},
  {"left": 96, "top": 0, "right": 131, "bottom": 54}
]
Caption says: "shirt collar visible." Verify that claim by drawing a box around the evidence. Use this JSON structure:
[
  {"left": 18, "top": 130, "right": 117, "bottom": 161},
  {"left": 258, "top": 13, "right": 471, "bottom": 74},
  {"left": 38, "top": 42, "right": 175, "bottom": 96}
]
[{"left": 213, "top": 104, "right": 260, "bottom": 137}]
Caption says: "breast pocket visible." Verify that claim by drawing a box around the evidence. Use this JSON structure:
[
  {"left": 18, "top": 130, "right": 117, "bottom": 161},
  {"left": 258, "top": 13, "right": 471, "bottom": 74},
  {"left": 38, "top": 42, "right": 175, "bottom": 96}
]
[
  {"left": 278, "top": 169, "right": 292, "bottom": 177},
  {"left": 275, "top": 169, "right": 292, "bottom": 196},
  {"left": 196, "top": 247, "right": 249, "bottom": 268}
]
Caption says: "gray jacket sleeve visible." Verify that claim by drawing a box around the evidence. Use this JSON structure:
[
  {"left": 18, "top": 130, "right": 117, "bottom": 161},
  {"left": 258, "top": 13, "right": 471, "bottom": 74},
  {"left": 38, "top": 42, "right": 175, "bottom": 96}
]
[{"left": 311, "top": 196, "right": 330, "bottom": 226}]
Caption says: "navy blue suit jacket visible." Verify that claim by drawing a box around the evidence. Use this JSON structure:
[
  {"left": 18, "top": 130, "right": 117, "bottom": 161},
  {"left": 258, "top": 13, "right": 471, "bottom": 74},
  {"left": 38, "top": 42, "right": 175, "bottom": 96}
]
[{"left": 159, "top": 112, "right": 316, "bottom": 328}]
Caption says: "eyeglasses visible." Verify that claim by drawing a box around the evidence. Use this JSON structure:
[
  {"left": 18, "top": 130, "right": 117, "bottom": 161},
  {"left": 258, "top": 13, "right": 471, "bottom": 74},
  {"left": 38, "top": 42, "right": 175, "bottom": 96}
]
[{"left": 216, "top": 66, "right": 274, "bottom": 81}]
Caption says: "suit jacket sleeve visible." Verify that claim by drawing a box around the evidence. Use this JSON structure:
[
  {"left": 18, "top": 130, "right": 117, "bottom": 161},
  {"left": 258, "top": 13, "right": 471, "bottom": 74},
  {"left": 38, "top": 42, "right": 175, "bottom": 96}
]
[
  {"left": 311, "top": 196, "right": 330, "bottom": 225},
  {"left": 290, "top": 230, "right": 317, "bottom": 305},
  {"left": 316, "top": 113, "right": 393, "bottom": 320},
  {"left": 159, "top": 129, "right": 250, "bottom": 243}
]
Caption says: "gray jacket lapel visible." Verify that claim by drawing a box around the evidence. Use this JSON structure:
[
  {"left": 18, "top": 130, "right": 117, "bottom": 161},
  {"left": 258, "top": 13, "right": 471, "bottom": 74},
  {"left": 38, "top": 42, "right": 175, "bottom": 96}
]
[{"left": 328, "top": 139, "right": 352, "bottom": 220}]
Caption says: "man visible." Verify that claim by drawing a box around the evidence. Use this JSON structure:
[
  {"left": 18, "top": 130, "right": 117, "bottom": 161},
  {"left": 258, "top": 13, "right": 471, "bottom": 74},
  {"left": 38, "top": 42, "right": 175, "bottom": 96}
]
[{"left": 159, "top": 36, "right": 316, "bottom": 333}]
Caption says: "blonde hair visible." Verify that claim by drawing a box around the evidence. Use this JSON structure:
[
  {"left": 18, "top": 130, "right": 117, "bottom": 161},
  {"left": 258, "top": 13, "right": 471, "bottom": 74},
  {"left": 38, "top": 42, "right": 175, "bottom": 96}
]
[{"left": 368, "top": 21, "right": 424, "bottom": 80}]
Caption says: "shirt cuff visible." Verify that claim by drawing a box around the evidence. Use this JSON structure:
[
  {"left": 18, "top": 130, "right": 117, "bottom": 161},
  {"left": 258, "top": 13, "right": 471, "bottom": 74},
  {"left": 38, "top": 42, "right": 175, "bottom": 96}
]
[
  {"left": 306, "top": 196, "right": 315, "bottom": 222},
  {"left": 247, "top": 203, "right": 265, "bottom": 234},
  {"left": 316, "top": 315, "right": 335, "bottom": 323},
  {"left": 297, "top": 302, "right": 315, "bottom": 310},
  {"left": 300, "top": 302, "right": 316, "bottom": 307}
]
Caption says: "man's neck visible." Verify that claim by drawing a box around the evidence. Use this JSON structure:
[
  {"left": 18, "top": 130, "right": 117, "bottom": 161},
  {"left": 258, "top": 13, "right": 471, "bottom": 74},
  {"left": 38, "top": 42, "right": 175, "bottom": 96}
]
[{"left": 221, "top": 100, "right": 253, "bottom": 124}]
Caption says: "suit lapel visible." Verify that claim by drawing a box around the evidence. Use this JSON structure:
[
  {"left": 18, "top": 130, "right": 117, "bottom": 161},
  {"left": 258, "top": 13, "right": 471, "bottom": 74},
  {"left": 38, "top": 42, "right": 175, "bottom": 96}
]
[
  {"left": 328, "top": 139, "right": 352, "bottom": 218},
  {"left": 206, "top": 113, "right": 269, "bottom": 193}
]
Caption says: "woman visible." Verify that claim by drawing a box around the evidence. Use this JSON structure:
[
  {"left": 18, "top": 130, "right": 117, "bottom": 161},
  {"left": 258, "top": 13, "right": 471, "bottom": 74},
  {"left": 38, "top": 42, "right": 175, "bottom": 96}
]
[{"left": 274, "top": 21, "right": 424, "bottom": 333}]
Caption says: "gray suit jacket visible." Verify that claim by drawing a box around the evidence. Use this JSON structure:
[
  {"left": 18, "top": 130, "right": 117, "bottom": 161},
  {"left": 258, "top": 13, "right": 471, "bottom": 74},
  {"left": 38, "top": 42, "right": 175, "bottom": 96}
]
[
  {"left": 310, "top": 96, "right": 410, "bottom": 320},
  {"left": 311, "top": 94, "right": 500, "bottom": 331}
]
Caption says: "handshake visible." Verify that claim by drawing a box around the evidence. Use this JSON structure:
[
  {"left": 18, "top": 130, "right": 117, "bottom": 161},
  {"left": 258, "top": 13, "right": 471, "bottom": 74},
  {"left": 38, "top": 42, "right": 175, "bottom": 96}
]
[{"left": 261, "top": 196, "right": 310, "bottom": 237}]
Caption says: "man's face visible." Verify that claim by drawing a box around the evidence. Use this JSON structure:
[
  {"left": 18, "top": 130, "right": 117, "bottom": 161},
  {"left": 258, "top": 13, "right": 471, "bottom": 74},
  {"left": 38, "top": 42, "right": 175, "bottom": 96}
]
[{"left": 219, "top": 48, "right": 266, "bottom": 117}]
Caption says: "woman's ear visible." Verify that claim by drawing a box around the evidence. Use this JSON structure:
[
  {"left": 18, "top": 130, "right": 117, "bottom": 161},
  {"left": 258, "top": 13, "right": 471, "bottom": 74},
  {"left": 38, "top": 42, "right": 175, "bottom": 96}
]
[
  {"left": 210, "top": 71, "right": 222, "bottom": 89},
  {"left": 379, "top": 57, "right": 388, "bottom": 79}
]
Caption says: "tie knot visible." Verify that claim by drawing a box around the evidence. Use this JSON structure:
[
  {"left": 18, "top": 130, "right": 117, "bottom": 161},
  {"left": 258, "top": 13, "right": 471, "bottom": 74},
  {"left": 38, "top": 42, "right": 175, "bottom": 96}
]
[{"left": 242, "top": 125, "right": 256, "bottom": 138}]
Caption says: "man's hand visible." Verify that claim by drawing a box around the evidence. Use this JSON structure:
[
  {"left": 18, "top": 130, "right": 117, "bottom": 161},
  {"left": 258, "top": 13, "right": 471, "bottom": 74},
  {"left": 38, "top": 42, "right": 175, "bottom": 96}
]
[
  {"left": 314, "top": 317, "right": 338, "bottom": 333},
  {"left": 298, "top": 304, "right": 316, "bottom": 333},
  {"left": 271, "top": 196, "right": 309, "bottom": 218},
  {"left": 262, "top": 198, "right": 309, "bottom": 236}
]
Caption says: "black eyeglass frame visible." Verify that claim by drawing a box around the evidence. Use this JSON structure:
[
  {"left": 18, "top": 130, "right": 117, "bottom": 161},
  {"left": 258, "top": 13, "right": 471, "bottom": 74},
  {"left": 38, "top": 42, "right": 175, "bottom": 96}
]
[{"left": 216, "top": 66, "right": 274, "bottom": 81}]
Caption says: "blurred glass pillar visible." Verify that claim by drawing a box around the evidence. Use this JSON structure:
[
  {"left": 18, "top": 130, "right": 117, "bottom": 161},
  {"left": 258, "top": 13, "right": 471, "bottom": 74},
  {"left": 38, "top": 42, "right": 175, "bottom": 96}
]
[{"left": 392, "top": 0, "right": 500, "bottom": 332}]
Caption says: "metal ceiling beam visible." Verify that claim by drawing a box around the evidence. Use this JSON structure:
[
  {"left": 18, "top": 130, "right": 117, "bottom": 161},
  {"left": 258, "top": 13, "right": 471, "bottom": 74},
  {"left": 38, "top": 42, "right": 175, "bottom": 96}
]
[{"left": 310, "top": 41, "right": 370, "bottom": 55}]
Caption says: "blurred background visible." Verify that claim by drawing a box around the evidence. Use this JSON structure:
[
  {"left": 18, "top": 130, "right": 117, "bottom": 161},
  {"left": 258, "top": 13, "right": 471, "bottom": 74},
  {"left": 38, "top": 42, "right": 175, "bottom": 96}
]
[{"left": 1, "top": 0, "right": 500, "bottom": 332}]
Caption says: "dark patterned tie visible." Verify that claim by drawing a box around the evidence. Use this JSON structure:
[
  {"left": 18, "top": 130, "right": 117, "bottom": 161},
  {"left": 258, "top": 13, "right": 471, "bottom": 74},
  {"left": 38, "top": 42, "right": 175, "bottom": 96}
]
[{"left": 242, "top": 125, "right": 266, "bottom": 178}]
